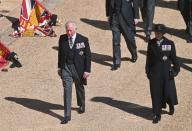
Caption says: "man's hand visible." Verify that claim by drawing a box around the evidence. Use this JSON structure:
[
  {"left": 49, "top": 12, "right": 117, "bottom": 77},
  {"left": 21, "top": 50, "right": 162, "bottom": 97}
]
[
  {"left": 83, "top": 72, "right": 90, "bottom": 79},
  {"left": 134, "top": 19, "right": 139, "bottom": 25}
]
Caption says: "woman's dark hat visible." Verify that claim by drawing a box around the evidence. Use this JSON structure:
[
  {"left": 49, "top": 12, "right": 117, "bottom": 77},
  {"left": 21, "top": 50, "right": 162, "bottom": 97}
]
[{"left": 153, "top": 24, "right": 166, "bottom": 34}]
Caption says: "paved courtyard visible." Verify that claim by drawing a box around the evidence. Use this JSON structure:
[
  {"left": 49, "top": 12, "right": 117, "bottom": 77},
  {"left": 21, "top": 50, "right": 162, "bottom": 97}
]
[{"left": 0, "top": 0, "right": 192, "bottom": 130}]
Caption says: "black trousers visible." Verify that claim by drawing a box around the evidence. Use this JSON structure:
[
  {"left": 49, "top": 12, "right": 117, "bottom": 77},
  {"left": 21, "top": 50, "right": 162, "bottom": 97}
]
[
  {"left": 141, "top": 0, "right": 156, "bottom": 36},
  {"left": 111, "top": 14, "right": 137, "bottom": 65},
  {"left": 62, "top": 64, "right": 85, "bottom": 117}
]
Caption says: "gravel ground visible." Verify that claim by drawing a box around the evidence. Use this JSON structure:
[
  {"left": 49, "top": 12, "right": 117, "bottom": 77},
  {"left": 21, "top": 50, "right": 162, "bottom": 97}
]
[{"left": 0, "top": 0, "right": 192, "bottom": 131}]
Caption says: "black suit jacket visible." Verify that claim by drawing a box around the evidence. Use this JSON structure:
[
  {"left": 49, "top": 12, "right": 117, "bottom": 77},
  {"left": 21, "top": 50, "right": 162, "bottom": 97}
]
[
  {"left": 58, "top": 33, "right": 91, "bottom": 84},
  {"left": 106, "top": 0, "right": 140, "bottom": 20}
]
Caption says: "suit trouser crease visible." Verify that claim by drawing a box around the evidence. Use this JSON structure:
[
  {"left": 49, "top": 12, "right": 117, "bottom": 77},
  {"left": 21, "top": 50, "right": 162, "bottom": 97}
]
[{"left": 62, "top": 64, "right": 85, "bottom": 117}]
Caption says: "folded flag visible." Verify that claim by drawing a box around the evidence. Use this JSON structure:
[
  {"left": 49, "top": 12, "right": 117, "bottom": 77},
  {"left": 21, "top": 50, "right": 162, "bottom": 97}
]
[
  {"left": 0, "top": 42, "right": 22, "bottom": 69},
  {"left": 10, "top": 0, "right": 59, "bottom": 37},
  {"left": 0, "top": 42, "right": 10, "bottom": 68}
]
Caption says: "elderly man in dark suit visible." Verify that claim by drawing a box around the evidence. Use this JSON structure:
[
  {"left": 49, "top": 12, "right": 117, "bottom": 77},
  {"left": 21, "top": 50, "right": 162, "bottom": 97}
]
[
  {"left": 146, "top": 24, "right": 180, "bottom": 124},
  {"left": 140, "top": 0, "right": 156, "bottom": 41},
  {"left": 178, "top": 0, "right": 192, "bottom": 43},
  {"left": 106, "top": 0, "right": 140, "bottom": 70},
  {"left": 58, "top": 21, "right": 91, "bottom": 124}
]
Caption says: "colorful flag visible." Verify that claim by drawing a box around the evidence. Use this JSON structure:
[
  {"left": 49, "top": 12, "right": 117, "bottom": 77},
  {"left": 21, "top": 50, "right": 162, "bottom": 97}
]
[
  {"left": 0, "top": 42, "right": 22, "bottom": 69},
  {"left": 0, "top": 42, "right": 10, "bottom": 68},
  {"left": 11, "top": 0, "right": 57, "bottom": 37}
]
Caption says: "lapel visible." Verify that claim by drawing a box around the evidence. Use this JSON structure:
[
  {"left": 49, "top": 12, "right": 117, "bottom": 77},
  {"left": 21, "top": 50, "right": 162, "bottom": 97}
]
[
  {"left": 65, "top": 37, "right": 71, "bottom": 50},
  {"left": 61, "top": 35, "right": 70, "bottom": 51},
  {"left": 151, "top": 39, "right": 162, "bottom": 59}
]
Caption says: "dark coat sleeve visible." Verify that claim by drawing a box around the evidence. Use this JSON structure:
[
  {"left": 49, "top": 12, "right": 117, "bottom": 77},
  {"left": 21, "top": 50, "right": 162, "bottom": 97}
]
[
  {"left": 170, "top": 42, "right": 180, "bottom": 74},
  {"left": 145, "top": 41, "right": 152, "bottom": 74},
  {"left": 58, "top": 35, "right": 67, "bottom": 69},
  {"left": 84, "top": 38, "right": 91, "bottom": 73},
  {"left": 58, "top": 35, "right": 62, "bottom": 68}
]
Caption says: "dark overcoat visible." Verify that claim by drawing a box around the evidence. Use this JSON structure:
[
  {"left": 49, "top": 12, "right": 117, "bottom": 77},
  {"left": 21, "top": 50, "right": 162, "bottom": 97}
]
[
  {"left": 145, "top": 37, "right": 180, "bottom": 114},
  {"left": 58, "top": 33, "right": 91, "bottom": 85}
]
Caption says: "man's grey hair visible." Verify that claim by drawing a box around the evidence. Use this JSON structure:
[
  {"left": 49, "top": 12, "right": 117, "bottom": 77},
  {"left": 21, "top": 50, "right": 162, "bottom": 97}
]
[{"left": 65, "top": 21, "right": 77, "bottom": 29}]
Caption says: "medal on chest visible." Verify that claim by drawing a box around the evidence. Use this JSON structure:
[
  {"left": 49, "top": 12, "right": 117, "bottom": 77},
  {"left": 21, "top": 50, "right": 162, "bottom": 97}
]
[{"left": 162, "top": 45, "right": 171, "bottom": 51}]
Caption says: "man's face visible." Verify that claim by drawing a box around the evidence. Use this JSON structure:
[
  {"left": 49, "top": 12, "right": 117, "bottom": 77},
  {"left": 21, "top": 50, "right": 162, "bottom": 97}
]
[{"left": 66, "top": 23, "right": 76, "bottom": 37}]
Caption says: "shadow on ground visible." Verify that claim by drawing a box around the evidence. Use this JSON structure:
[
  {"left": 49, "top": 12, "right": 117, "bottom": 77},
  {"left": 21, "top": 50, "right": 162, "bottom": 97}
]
[
  {"left": 80, "top": 18, "right": 110, "bottom": 30},
  {"left": 137, "top": 22, "right": 188, "bottom": 42},
  {"left": 91, "top": 96, "right": 155, "bottom": 120},
  {"left": 5, "top": 97, "right": 78, "bottom": 120},
  {"left": 156, "top": 0, "right": 177, "bottom": 10},
  {"left": 0, "top": 14, "right": 19, "bottom": 30},
  {"left": 91, "top": 52, "right": 131, "bottom": 67},
  {"left": 0, "top": 10, "right": 10, "bottom": 13},
  {"left": 52, "top": 46, "right": 131, "bottom": 67}
]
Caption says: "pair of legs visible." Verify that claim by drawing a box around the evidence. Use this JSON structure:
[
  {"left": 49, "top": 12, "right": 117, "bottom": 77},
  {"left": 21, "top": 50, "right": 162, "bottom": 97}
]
[
  {"left": 111, "top": 14, "right": 137, "bottom": 69},
  {"left": 61, "top": 64, "right": 85, "bottom": 123},
  {"left": 141, "top": 0, "right": 156, "bottom": 40}
]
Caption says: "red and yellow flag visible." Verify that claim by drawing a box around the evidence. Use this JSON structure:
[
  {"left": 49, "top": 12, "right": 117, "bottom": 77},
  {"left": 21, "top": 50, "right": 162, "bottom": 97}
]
[
  {"left": 0, "top": 42, "right": 10, "bottom": 68},
  {"left": 18, "top": 0, "right": 55, "bottom": 37}
]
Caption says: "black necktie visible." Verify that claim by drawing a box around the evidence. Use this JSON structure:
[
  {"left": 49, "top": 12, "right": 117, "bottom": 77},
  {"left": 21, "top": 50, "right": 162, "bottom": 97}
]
[{"left": 69, "top": 37, "right": 73, "bottom": 49}]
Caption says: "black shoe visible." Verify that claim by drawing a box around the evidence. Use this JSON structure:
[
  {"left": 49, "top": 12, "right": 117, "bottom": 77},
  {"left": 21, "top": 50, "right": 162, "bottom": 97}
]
[
  {"left": 78, "top": 106, "right": 85, "bottom": 114},
  {"left": 111, "top": 64, "right": 120, "bottom": 71},
  {"left": 152, "top": 114, "right": 161, "bottom": 124},
  {"left": 169, "top": 105, "right": 174, "bottom": 115},
  {"left": 131, "top": 55, "right": 137, "bottom": 63},
  {"left": 187, "top": 36, "right": 192, "bottom": 43},
  {"left": 61, "top": 116, "right": 71, "bottom": 124}
]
